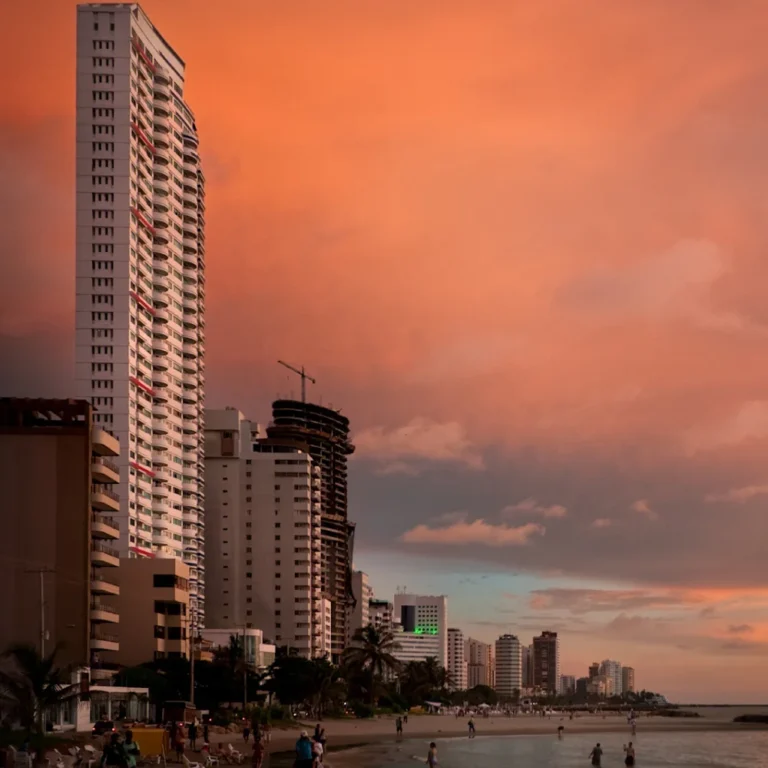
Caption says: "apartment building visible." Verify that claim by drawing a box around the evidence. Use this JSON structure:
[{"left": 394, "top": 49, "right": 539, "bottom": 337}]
[
  {"left": 75, "top": 3, "right": 206, "bottom": 628},
  {"left": 559, "top": 674, "right": 576, "bottom": 696},
  {"left": 393, "top": 594, "right": 448, "bottom": 667},
  {"left": 599, "top": 659, "right": 623, "bottom": 696},
  {"left": 465, "top": 638, "right": 493, "bottom": 688},
  {"left": 494, "top": 634, "right": 522, "bottom": 698},
  {"left": 348, "top": 570, "right": 372, "bottom": 641},
  {"left": 204, "top": 409, "right": 328, "bottom": 658},
  {"left": 265, "top": 400, "right": 355, "bottom": 658},
  {"left": 533, "top": 631, "right": 560, "bottom": 693},
  {"left": 447, "top": 628, "right": 467, "bottom": 690},
  {"left": 114, "top": 557, "right": 190, "bottom": 665},
  {"left": 521, "top": 645, "right": 533, "bottom": 688},
  {"left": 0, "top": 399, "right": 121, "bottom": 677},
  {"left": 201, "top": 628, "right": 276, "bottom": 670},
  {"left": 369, "top": 599, "right": 394, "bottom": 634},
  {"left": 622, "top": 666, "right": 635, "bottom": 693}
]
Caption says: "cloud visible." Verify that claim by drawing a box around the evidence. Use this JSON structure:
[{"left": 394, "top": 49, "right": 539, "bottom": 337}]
[
  {"left": 630, "top": 498, "right": 658, "bottom": 520},
  {"left": 728, "top": 624, "right": 754, "bottom": 634},
  {"left": 684, "top": 401, "right": 768, "bottom": 454},
  {"left": 354, "top": 418, "right": 484, "bottom": 471},
  {"left": 501, "top": 498, "right": 568, "bottom": 519},
  {"left": 401, "top": 518, "right": 545, "bottom": 547},
  {"left": 705, "top": 484, "right": 768, "bottom": 503},
  {"left": 529, "top": 588, "right": 705, "bottom": 614},
  {"left": 560, "top": 239, "right": 753, "bottom": 332},
  {"left": 591, "top": 518, "right": 613, "bottom": 529}
]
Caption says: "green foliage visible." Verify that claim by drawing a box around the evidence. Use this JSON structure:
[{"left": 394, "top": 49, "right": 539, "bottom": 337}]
[
  {"left": 350, "top": 701, "right": 374, "bottom": 719},
  {"left": 342, "top": 626, "right": 401, "bottom": 706},
  {"left": 0, "top": 644, "right": 75, "bottom": 734},
  {"left": 398, "top": 656, "right": 451, "bottom": 707}
]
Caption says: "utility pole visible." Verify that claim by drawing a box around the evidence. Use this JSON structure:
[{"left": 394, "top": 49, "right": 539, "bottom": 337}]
[
  {"left": 26, "top": 568, "right": 54, "bottom": 657},
  {"left": 189, "top": 619, "right": 196, "bottom": 706},
  {"left": 243, "top": 625, "right": 248, "bottom": 713},
  {"left": 277, "top": 360, "right": 316, "bottom": 404}
]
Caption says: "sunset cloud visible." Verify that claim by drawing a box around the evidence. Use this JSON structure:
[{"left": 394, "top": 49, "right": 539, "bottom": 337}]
[
  {"left": 401, "top": 519, "right": 545, "bottom": 547},
  {"left": 501, "top": 498, "right": 568, "bottom": 519},
  {"left": 705, "top": 484, "right": 768, "bottom": 503},
  {"left": 591, "top": 518, "right": 613, "bottom": 529},
  {"left": 354, "top": 418, "right": 484, "bottom": 471},
  {"left": 630, "top": 499, "right": 658, "bottom": 520},
  {"left": 529, "top": 588, "right": 704, "bottom": 614}
]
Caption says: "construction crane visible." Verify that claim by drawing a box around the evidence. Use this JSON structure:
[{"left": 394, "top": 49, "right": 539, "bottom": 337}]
[{"left": 277, "top": 360, "right": 316, "bottom": 403}]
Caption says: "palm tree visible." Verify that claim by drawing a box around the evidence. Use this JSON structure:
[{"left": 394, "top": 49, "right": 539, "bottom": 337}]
[
  {"left": 0, "top": 644, "right": 75, "bottom": 737},
  {"left": 343, "top": 625, "right": 400, "bottom": 706},
  {"left": 308, "top": 657, "right": 345, "bottom": 719}
]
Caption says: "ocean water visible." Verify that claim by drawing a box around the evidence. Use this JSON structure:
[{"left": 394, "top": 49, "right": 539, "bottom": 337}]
[{"left": 330, "top": 730, "right": 768, "bottom": 768}]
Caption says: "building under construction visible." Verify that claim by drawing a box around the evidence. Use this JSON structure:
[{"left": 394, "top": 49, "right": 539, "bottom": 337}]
[{"left": 266, "top": 399, "right": 355, "bottom": 659}]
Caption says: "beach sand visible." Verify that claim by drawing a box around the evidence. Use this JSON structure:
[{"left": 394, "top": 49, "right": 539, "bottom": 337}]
[{"left": 218, "top": 710, "right": 768, "bottom": 766}]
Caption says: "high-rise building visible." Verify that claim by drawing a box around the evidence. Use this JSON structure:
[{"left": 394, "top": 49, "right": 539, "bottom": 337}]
[
  {"left": 559, "top": 674, "right": 576, "bottom": 696},
  {"left": 447, "top": 628, "right": 467, "bottom": 690},
  {"left": 0, "top": 399, "right": 121, "bottom": 678},
  {"left": 622, "top": 666, "right": 635, "bottom": 694},
  {"left": 393, "top": 593, "right": 448, "bottom": 667},
  {"left": 204, "top": 409, "right": 327, "bottom": 658},
  {"left": 465, "top": 638, "right": 493, "bottom": 688},
  {"left": 589, "top": 662, "right": 600, "bottom": 679},
  {"left": 599, "top": 659, "right": 623, "bottom": 696},
  {"left": 369, "top": 598, "right": 394, "bottom": 634},
  {"left": 533, "top": 631, "right": 560, "bottom": 693},
  {"left": 494, "top": 634, "right": 522, "bottom": 698},
  {"left": 521, "top": 645, "right": 533, "bottom": 688},
  {"left": 265, "top": 400, "right": 355, "bottom": 658},
  {"left": 75, "top": 3, "right": 206, "bottom": 628},
  {"left": 348, "top": 570, "right": 372, "bottom": 640}
]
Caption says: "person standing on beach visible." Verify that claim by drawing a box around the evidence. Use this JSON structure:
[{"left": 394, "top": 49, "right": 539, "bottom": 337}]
[
  {"left": 589, "top": 743, "right": 603, "bottom": 767},
  {"left": 396, "top": 716, "right": 403, "bottom": 738},
  {"left": 427, "top": 742, "right": 438, "bottom": 767},
  {"left": 468, "top": 716, "right": 476, "bottom": 738},
  {"left": 188, "top": 721, "right": 198, "bottom": 751},
  {"left": 624, "top": 742, "right": 636, "bottom": 767},
  {"left": 295, "top": 731, "right": 314, "bottom": 768},
  {"left": 251, "top": 737, "right": 265, "bottom": 768},
  {"left": 630, "top": 717, "right": 637, "bottom": 736},
  {"left": 243, "top": 724, "right": 250, "bottom": 744},
  {"left": 557, "top": 726, "right": 564, "bottom": 740}
]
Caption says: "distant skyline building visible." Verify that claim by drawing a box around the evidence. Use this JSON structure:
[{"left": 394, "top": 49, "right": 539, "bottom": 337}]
[
  {"left": 622, "top": 666, "right": 635, "bottom": 694},
  {"left": 447, "top": 628, "right": 467, "bottom": 690},
  {"left": 494, "top": 634, "right": 522, "bottom": 698},
  {"left": 465, "top": 638, "right": 494, "bottom": 688},
  {"left": 559, "top": 674, "right": 576, "bottom": 696},
  {"left": 589, "top": 662, "right": 600, "bottom": 680},
  {"left": 75, "top": 2, "right": 207, "bottom": 628},
  {"left": 265, "top": 400, "right": 355, "bottom": 658},
  {"left": 393, "top": 593, "right": 448, "bottom": 666},
  {"left": 533, "top": 631, "right": 560, "bottom": 693},
  {"left": 599, "top": 659, "right": 623, "bottom": 696},
  {"left": 522, "top": 645, "right": 533, "bottom": 688}
]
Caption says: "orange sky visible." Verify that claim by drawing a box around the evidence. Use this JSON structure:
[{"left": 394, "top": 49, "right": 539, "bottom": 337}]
[{"left": 4, "top": 0, "right": 768, "bottom": 700}]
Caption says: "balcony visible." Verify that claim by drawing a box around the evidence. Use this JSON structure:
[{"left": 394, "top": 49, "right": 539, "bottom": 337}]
[
  {"left": 154, "top": 308, "right": 169, "bottom": 324},
  {"left": 92, "top": 428, "right": 119, "bottom": 457},
  {"left": 91, "top": 484, "right": 120, "bottom": 512},
  {"left": 91, "top": 515, "right": 120, "bottom": 540},
  {"left": 153, "top": 498, "right": 172, "bottom": 515},
  {"left": 91, "top": 541, "right": 119, "bottom": 568},
  {"left": 90, "top": 600, "right": 119, "bottom": 624},
  {"left": 152, "top": 529, "right": 175, "bottom": 546},
  {"left": 92, "top": 457, "right": 120, "bottom": 484},
  {"left": 90, "top": 666, "right": 118, "bottom": 682},
  {"left": 91, "top": 569, "right": 120, "bottom": 595},
  {"left": 153, "top": 404, "right": 168, "bottom": 419},
  {"left": 91, "top": 630, "right": 119, "bottom": 653},
  {"left": 153, "top": 373, "right": 169, "bottom": 388}
]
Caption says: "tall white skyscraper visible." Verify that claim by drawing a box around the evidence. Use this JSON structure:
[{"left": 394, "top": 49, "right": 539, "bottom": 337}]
[
  {"left": 75, "top": 3, "right": 206, "bottom": 627},
  {"left": 599, "top": 659, "right": 623, "bottom": 696},
  {"left": 494, "top": 634, "right": 522, "bottom": 698},
  {"left": 447, "top": 628, "right": 467, "bottom": 690}
]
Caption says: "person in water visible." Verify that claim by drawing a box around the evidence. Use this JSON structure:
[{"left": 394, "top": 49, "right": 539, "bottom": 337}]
[
  {"left": 557, "top": 725, "right": 564, "bottom": 739},
  {"left": 590, "top": 742, "right": 603, "bottom": 767},
  {"left": 624, "top": 742, "right": 636, "bottom": 767},
  {"left": 427, "top": 742, "right": 438, "bottom": 767},
  {"left": 468, "top": 716, "right": 476, "bottom": 738}
]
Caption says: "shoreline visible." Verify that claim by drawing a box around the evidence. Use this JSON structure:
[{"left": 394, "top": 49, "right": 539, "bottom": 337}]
[{"left": 256, "top": 716, "right": 768, "bottom": 765}]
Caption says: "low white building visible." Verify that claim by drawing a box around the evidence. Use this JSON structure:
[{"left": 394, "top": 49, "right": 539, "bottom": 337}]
[
  {"left": 393, "top": 593, "right": 448, "bottom": 667},
  {"left": 201, "top": 627, "right": 276, "bottom": 669}
]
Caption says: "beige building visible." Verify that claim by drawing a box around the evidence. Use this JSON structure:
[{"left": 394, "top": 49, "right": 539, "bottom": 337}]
[
  {"left": 347, "top": 570, "right": 372, "bottom": 641},
  {"left": 494, "top": 634, "right": 522, "bottom": 698},
  {"left": 622, "top": 666, "right": 635, "bottom": 693},
  {"left": 204, "top": 408, "right": 328, "bottom": 657},
  {"left": 115, "top": 557, "right": 190, "bottom": 666},
  {"left": 0, "top": 398, "right": 121, "bottom": 678},
  {"left": 369, "top": 599, "right": 394, "bottom": 634},
  {"left": 447, "top": 628, "right": 467, "bottom": 691},
  {"left": 465, "top": 638, "right": 494, "bottom": 688}
]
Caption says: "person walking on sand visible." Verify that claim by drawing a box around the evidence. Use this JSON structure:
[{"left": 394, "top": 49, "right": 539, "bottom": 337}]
[
  {"left": 251, "top": 737, "right": 265, "bottom": 768},
  {"left": 295, "top": 731, "right": 314, "bottom": 768},
  {"left": 203, "top": 723, "right": 209, "bottom": 746},
  {"left": 396, "top": 716, "right": 403, "bottom": 738},
  {"left": 468, "top": 716, "right": 476, "bottom": 738},
  {"left": 427, "top": 742, "right": 438, "bottom": 767},
  {"left": 558, "top": 725, "right": 564, "bottom": 740},
  {"left": 624, "top": 742, "right": 636, "bottom": 767},
  {"left": 243, "top": 724, "right": 250, "bottom": 744},
  {"left": 188, "top": 721, "right": 198, "bottom": 751},
  {"left": 589, "top": 743, "right": 603, "bottom": 768},
  {"left": 630, "top": 717, "right": 637, "bottom": 736}
]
